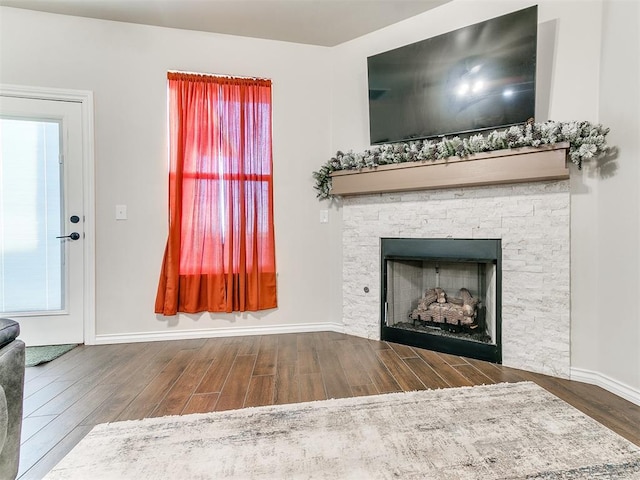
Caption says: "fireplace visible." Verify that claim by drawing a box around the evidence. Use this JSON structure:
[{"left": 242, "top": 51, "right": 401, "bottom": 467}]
[
  {"left": 341, "top": 180, "right": 570, "bottom": 377},
  {"left": 381, "top": 238, "right": 501, "bottom": 363}
]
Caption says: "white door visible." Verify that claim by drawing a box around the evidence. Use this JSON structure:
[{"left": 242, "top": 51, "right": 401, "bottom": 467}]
[{"left": 0, "top": 95, "right": 85, "bottom": 346}]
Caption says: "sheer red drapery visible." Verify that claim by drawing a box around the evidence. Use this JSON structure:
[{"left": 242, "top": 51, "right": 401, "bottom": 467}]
[{"left": 155, "top": 72, "right": 277, "bottom": 315}]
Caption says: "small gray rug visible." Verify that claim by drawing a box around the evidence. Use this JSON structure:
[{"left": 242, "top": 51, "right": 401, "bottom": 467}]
[
  {"left": 25, "top": 344, "right": 78, "bottom": 367},
  {"left": 44, "top": 382, "right": 640, "bottom": 479}
]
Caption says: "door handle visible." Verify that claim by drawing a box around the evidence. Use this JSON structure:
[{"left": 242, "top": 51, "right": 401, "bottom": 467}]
[{"left": 56, "top": 232, "right": 81, "bottom": 240}]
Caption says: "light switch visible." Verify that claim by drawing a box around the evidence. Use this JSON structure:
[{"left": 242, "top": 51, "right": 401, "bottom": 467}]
[
  {"left": 115, "top": 205, "right": 127, "bottom": 220},
  {"left": 320, "top": 209, "right": 329, "bottom": 223}
]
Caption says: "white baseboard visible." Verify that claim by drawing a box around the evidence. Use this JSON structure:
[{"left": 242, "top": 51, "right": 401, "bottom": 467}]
[
  {"left": 93, "top": 322, "right": 346, "bottom": 345},
  {"left": 570, "top": 367, "right": 640, "bottom": 406}
]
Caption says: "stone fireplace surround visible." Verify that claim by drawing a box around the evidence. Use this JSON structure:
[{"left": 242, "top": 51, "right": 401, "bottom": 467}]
[{"left": 341, "top": 179, "right": 571, "bottom": 378}]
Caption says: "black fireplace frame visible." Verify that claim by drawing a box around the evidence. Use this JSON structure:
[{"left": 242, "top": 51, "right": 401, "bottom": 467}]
[{"left": 380, "top": 238, "right": 502, "bottom": 363}]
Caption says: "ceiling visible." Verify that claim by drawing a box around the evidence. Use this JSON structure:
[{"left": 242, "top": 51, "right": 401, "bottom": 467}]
[{"left": 0, "top": 0, "right": 450, "bottom": 47}]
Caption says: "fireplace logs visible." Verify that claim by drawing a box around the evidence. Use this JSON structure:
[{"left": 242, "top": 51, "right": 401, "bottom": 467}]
[{"left": 410, "top": 288, "right": 480, "bottom": 330}]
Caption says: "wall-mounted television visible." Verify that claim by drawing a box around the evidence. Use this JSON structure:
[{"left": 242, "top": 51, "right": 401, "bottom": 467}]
[{"left": 367, "top": 6, "right": 538, "bottom": 145}]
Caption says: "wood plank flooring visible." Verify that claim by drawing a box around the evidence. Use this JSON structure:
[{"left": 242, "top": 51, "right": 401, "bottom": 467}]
[{"left": 19, "top": 332, "right": 640, "bottom": 479}]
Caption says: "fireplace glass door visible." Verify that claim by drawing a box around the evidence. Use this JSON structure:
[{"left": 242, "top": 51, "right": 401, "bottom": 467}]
[{"left": 381, "top": 238, "right": 501, "bottom": 363}]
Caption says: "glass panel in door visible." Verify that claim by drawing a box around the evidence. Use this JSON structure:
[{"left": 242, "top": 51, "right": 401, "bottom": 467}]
[{"left": 0, "top": 117, "right": 64, "bottom": 313}]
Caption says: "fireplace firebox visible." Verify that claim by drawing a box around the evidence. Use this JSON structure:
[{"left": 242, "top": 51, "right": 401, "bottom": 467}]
[{"left": 381, "top": 238, "right": 502, "bottom": 363}]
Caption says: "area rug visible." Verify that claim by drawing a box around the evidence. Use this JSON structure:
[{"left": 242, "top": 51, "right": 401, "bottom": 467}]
[
  {"left": 25, "top": 344, "right": 78, "bottom": 367},
  {"left": 44, "top": 382, "right": 640, "bottom": 479}
]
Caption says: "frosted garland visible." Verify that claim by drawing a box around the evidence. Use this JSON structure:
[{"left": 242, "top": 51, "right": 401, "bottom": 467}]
[{"left": 313, "top": 120, "right": 610, "bottom": 199}]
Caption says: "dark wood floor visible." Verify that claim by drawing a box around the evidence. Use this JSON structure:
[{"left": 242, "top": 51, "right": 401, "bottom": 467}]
[{"left": 19, "top": 332, "right": 640, "bottom": 479}]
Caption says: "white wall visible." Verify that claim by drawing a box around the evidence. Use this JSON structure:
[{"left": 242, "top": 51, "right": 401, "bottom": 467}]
[
  {"left": 328, "top": 0, "right": 640, "bottom": 394},
  {"left": 0, "top": 7, "right": 336, "bottom": 340},
  {"left": 582, "top": 0, "right": 639, "bottom": 392}
]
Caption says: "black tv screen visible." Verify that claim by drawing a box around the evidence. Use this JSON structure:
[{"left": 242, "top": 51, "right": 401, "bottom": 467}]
[{"left": 367, "top": 6, "right": 538, "bottom": 144}]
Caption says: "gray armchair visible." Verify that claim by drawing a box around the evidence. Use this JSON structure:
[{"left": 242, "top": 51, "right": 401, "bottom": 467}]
[{"left": 0, "top": 318, "right": 25, "bottom": 480}]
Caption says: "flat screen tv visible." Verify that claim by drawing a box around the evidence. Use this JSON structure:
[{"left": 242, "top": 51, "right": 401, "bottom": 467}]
[{"left": 367, "top": 6, "right": 538, "bottom": 145}]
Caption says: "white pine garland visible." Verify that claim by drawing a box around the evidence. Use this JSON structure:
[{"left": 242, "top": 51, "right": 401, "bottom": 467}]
[{"left": 313, "top": 120, "right": 610, "bottom": 199}]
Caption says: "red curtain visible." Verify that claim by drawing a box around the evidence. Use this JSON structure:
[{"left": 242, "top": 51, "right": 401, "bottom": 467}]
[{"left": 155, "top": 72, "right": 277, "bottom": 315}]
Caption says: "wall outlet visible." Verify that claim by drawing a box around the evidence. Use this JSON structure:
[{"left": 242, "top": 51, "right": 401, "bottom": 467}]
[
  {"left": 320, "top": 209, "right": 329, "bottom": 223},
  {"left": 115, "top": 205, "right": 127, "bottom": 220}
]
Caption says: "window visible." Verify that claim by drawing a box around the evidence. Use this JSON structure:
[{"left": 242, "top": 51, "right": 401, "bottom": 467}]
[
  {"left": 155, "top": 72, "right": 277, "bottom": 314},
  {"left": 0, "top": 117, "right": 63, "bottom": 313}
]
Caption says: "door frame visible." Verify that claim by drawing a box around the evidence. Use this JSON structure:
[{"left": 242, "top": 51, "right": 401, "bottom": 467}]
[{"left": 0, "top": 84, "right": 96, "bottom": 345}]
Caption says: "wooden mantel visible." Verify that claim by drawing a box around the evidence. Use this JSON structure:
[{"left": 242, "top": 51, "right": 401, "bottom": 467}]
[{"left": 329, "top": 142, "right": 570, "bottom": 196}]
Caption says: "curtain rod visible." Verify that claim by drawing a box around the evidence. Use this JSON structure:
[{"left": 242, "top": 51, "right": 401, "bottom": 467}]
[{"left": 167, "top": 70, "right": 270, "bottom": 82}]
